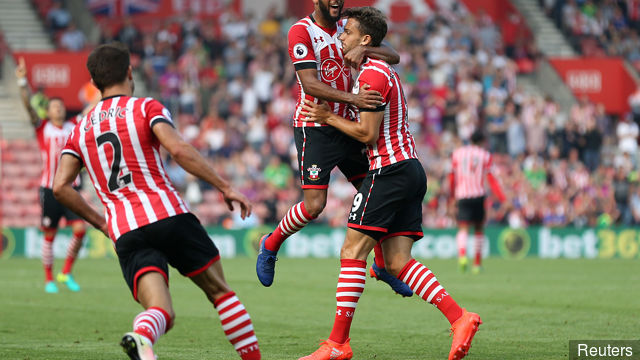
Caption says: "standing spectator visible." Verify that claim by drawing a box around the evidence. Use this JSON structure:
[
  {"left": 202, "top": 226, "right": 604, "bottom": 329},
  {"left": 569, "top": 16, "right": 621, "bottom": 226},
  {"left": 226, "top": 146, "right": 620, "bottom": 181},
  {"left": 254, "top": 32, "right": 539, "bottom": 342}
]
[
  {"left": 579, "top": 117, "right": 602, "bottom": 171},
  {"left": 46, "top": 0, "right": 71, "bottom": 32},
  {"left": 616, "top": 114, "right": 639, "bottom": 165},
  {"left": 613, "top": 166, "right": 633, "bottom": 225}
]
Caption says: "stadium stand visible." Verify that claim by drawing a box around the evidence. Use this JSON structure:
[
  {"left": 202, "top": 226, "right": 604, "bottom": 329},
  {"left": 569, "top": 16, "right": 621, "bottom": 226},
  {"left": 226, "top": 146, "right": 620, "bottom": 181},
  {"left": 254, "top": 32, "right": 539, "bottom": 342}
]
[{"left": 0, "top": 0, "right": 639, "bottom": 229}]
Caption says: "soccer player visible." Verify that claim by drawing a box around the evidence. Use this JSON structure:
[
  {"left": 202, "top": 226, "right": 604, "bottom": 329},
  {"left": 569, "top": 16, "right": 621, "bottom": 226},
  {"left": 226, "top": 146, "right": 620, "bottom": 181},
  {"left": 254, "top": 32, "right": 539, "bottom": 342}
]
[
  {"left": 450, "top": 130, "right": 506, "bottom": 274},
  {"left": 256, "top": 0, "right": 411, "bottom": 297},
  {"left": 299, "top": 8, "right": 481, "bottom": 360},
  {"left": 52, "top": 43, "right": 260, "bottom": 360},
  {"left": 15, "top": 57, "right": 87, "bottom": 293}
]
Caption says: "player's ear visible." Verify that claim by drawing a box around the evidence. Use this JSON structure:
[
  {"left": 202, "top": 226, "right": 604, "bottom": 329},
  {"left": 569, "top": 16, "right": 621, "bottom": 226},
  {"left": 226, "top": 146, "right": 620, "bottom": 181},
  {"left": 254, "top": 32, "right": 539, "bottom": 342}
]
[
  {"left": 127, "top": 65, "right": 133, "bottom": 80},
  {"left": 361, "top": 34, "right": 372, "bottom": 47}
]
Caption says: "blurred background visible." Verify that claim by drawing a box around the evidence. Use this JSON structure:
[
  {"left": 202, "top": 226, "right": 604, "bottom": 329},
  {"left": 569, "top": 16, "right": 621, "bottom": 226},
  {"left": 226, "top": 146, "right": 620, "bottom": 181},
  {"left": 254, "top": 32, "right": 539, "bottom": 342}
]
[{"left": 1, "top": 0, "right": 639, "bottom": 235}]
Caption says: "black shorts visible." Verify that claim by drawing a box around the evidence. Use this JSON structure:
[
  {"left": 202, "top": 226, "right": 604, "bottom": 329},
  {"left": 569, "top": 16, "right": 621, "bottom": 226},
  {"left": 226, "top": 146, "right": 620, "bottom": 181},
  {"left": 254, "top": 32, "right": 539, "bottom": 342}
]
[
  {"left": 347, "top": 159, "right": 426, "bottom": 242},
  {"left": 456, "top": 196, "right": 486, "bottom": 223},
  {"left": 294, "top": 126, "right": 369, "bottom": 189},
  {"left": 39, "top": 186, "right": 82, "bottom": 229},
  {"left": 115, "top": 213, "right": 220, "bottom": 301}
]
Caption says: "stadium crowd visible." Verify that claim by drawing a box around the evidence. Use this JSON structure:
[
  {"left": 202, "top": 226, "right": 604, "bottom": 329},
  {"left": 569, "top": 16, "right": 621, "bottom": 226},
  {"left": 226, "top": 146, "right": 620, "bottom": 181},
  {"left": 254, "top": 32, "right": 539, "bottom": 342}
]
[{"left": 39, "top": 1, "right": 640, "bottom": 228}]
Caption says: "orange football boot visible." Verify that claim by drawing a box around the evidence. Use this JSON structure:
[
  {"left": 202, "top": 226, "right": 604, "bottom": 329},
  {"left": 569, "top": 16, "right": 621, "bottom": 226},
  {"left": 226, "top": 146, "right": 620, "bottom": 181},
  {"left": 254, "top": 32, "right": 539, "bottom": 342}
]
[
  {"left": 448, "top": 309, "right": 482, "bottom": 360},
  {"left": 298, "top": 339, "right": 353, "bottom": 360}
]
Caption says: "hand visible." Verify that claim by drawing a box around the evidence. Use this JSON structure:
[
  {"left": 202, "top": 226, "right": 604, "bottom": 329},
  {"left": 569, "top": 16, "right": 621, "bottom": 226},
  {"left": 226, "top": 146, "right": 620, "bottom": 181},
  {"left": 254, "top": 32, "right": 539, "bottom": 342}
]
[
  {"left": 222, "top": 187, "right": 252, "bottom": 220},
  {"left": 15, "top": 57, "right": 26, "bottom": 79},
  {"left": 300, "top": 99, "right": 332, "bottom": 124},
  {"left": 352, "top": 84, "right": 383, "bottom": 109},
  {"left": 344, "top": 45, "right": 367, "bottom": 68}
]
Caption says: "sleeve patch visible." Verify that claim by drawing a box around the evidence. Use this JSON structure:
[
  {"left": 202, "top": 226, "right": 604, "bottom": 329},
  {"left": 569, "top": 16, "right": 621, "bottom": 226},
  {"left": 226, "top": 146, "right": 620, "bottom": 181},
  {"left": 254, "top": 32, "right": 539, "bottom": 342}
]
[{"left": 293, "top": 43, "right": 309, "bottom": 59}]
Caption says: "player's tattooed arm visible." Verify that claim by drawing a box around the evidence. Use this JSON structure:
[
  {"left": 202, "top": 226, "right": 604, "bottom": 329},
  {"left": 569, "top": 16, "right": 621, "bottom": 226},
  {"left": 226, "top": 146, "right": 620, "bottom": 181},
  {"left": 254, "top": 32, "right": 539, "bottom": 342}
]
[
  {"left": 152, "top": 122, "right": 252, "bottom": 219},
  {"left": 344, "top": 41, "right": 400, "bottom": 68},
  {"left": 14, "top": 57, "right": 41, "bottom": 126},
  {"left": 301, "top": 99, "right": 383, "bottom": 145},
  {"left": 297, "top": 68, "right": 383, "bottom": 109}
]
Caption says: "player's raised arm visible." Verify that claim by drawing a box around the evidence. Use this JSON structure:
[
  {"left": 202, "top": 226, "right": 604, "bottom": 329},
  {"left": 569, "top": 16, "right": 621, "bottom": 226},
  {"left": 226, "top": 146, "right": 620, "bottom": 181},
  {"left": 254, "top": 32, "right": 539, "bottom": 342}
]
[
  {"left": 152, "top": 121, "right": 252, "bottom": 219},
  {"left": 53, "top": 154, "right": 107, "bottom": 235},
  {"left": 14, "top": 57, "right": 41, "bottom": 126},
  {"left": 343, "top": 40, "right": 400, "bottom": 68}
]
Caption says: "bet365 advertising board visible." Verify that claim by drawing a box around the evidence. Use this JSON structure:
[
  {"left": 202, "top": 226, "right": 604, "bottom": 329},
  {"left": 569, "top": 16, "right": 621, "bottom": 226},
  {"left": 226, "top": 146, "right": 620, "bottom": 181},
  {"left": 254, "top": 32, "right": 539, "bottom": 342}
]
[{"left": 1, "top": 226, "right": 639, "bottom": 260}]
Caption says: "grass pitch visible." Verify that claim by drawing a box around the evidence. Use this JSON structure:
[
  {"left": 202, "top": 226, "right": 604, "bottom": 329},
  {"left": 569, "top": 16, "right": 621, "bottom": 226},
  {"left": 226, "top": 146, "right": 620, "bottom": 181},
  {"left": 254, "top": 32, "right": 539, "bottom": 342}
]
[{"left": 0, "top": 257, "right": 638, "bottom": 359}]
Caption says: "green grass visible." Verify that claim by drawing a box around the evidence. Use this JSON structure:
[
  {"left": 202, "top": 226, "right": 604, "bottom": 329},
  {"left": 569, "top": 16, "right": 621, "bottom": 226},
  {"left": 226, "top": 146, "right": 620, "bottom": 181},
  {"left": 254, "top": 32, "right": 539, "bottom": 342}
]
[{"left": 0, "top": 257, "right": 638, "bottom": 359}]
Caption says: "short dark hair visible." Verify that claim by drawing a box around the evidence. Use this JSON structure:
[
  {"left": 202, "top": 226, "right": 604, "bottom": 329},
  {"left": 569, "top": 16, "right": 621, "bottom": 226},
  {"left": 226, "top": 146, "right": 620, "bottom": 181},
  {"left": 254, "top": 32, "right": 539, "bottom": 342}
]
[
  {"left": 342, "top": 7, "right": 387, "bottom": 47},
  {"left": 86, "top": 42, "right": 130, "bottom": 92},
  {"left": 471, "top": 129, "right": 485, "bottom": 145}
]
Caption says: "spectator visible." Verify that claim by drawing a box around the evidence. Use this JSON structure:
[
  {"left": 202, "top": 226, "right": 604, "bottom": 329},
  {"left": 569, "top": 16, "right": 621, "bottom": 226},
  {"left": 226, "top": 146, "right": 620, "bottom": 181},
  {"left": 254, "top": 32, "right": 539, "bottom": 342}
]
[
  {"left": 46, "top": 0, "right": 71, "bottom": 32},
  {"left": 59, "top": 23, "right": 86, "bottom": 51}
]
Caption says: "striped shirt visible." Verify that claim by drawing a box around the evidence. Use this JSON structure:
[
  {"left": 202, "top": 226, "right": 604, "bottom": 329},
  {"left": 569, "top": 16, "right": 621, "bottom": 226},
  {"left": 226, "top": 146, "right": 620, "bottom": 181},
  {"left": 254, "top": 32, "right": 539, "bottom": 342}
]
[
  {"left": 354, "top": 58, "right": 417, "bottom": 170},
  {"left": 62, "top": 95, "right": 189, "bottom": 241},
  {"left": 451, "top": 145, "right": 493, "bottom": 199},
  {"left": 35, "top": 117, "right": 81, "bottom": 188},
  {"left": 288, "top": 15, "right": 353, "bottom": 127}
]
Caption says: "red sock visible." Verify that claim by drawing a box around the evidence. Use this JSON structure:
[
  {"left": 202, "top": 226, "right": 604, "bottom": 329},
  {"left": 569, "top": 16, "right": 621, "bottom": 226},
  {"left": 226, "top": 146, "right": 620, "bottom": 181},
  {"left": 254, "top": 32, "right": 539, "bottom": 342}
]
[
  {"left": 329, "top": 259, "right": 366, "bottom": 344},
  {"left": 214, "top": 291, "right": 260, "bottom": 360},
  {"left": 133, "top": 307, "right": 172, "bottom": 345},
  {"left": 265, "top": 201, "right": 314, "bottom": 252},
  {"left": 42, "top": 233, "right": 55, "bottom": 282},
  {"left": 62, "top": 230, "right": 85, "bottom": 274},
  {"left": 474, "top": 232, "right": 483, "bottom": 267},
  {"left": 373, "top": 242, "right": 385, "bottom": 268},
  {"left": 456, "top": 229, "right": 467, "bottom": 258},
  {"left": 398, "top": 259, "right": 463, "bottom": 325}
]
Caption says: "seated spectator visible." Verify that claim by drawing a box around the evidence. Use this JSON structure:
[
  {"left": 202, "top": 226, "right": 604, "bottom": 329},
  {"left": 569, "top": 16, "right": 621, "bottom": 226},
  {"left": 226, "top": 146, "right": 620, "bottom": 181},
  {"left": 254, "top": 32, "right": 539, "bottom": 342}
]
[
  {"left": 46, "top": 0, "right": 71, "bottom": 32},
  {"left": 59, "top": 23, "right": 86, "bottom": 51}
]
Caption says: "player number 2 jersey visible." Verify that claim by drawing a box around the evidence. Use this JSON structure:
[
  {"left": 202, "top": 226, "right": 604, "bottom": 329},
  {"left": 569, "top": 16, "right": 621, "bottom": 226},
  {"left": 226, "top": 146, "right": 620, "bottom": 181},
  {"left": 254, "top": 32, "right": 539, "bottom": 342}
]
[
  {"left": 62, "top": 96, "right": 189, "bottom": 241},
  {"left": 288, "top": 15, "right": 353, "bottom": 127},
  {"left": 354, "top": 58, "right": 418, "bottom": 170}
]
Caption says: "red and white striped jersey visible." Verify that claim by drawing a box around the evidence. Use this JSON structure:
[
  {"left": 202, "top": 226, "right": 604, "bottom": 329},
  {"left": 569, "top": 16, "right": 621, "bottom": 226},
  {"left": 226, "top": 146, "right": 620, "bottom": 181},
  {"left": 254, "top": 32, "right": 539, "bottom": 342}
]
[
  {"left": 288, "top": 15, "right": 353, "bottom": 127},
  {"left": 35, "top": 117, "right": 81, "bottom": 188},
  {"left": 354, "top": 58, "right": 418, "bottom": 170},
  {"left": 62, "top": 95, "right": 189, "bottom": 241},
  {"left": 451, "top": 145, "right": 493, "bottom": 199}
]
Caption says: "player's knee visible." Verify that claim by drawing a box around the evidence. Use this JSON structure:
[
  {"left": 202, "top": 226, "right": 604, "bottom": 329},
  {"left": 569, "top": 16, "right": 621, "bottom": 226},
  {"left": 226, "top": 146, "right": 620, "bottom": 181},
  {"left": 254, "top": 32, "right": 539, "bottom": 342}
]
[
  {"left": 384, "top": 257, "right": 412, "bottom": 277},
  {"left": 305, "top": 199, "right": 326, "bottom": 218}
]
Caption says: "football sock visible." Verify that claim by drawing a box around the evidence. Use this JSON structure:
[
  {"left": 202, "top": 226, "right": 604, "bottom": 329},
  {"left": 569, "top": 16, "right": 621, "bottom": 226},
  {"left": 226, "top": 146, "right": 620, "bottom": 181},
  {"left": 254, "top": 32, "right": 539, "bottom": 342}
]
[
  {"left": 398, "top": 258, "right": 463, "bottom": 325},
  {"left": 42, "top": 233, "right": 55, "bottom": 282},
  {"left": 214, "top": 291, "right": 260, "bottom": 360},
  {"left": 474, "top": 231, "right": 483, "bottom": 267},
  {"left": 373, "top": 242, "right": 386, "bottom": 269},
  {"left": 265, "top": 201, "right": 314, "bottom": 252},
  {"left": 456, "top": 229, "right": 468, "bottom": 258},
  {"left": 133, "top": 307, "right": 172, "bottom": 345},
  {"left": 62, "top": 229, "right": 85, "bottom": 274},
  {"left": 329, "top": 259, "right": 366, "bottom": 344}
]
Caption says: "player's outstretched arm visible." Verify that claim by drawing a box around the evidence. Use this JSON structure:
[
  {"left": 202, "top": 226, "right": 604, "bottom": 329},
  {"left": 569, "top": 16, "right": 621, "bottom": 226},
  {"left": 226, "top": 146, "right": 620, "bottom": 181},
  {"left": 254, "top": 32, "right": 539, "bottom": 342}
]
[
  {"left": 297, "top": 68, "right": 383, "bottom": 109},
  {"left": 152, "top": 122, "right": 252, "bottom": 219},
  {"left": 53, "top": 154, "right": 108, "bottom": 235},
  {"left": 14, "top": 57, "right": 41, "bottom": 126},
  {"left": 301, "top": 99, "right": 383, "bottom": 144}
]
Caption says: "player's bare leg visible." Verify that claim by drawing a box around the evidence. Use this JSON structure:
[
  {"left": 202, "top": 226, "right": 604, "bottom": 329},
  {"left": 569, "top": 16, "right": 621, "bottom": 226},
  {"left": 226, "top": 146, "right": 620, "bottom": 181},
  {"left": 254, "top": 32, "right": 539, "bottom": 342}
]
[
  {"left": 382, "top": 236, "right": 482, "bottom": 360},
  {"left": 471, "top": 221, "right": 484, "bottom": 274},
  {"left": 300, "top": 229, "right": 376, "bottom": 360},
  {"left": 121, "top": 272, "right": 174, "bottom": 360},
  {"left": 456, "top": 222, "right": 470, "bottom": 273},
  {"left": 256, "top": 189, "right": 324, "bottom": 286},
  {"left": 57, "top": 220, "right": 85, "bottom": 291},
  {"left": 192, "top": 261, "right": 260, "bottom": 359}
]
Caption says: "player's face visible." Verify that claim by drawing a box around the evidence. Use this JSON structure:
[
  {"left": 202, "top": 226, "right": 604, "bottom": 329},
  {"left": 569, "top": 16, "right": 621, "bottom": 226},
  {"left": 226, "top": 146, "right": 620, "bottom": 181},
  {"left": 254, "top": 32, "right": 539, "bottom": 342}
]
[
  {"left": 47, "top": 99, "right": 66, "bottom": 122},
  {"left": 317, "top": 0, "right": 343, "bottom": 22},
  {"left": 339, "top": 18, "right": 366, "bottom": 55}
]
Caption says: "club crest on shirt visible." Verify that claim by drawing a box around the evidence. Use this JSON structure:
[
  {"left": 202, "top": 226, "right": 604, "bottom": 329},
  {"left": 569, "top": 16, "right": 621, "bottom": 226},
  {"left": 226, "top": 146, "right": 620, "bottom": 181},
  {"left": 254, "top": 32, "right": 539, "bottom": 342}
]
[
  {"left": 293, "top": 43, "right": 308, "bottom": 59},
  {"left": 307, "top": 164, "right": 321, "bottom": 181}
]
